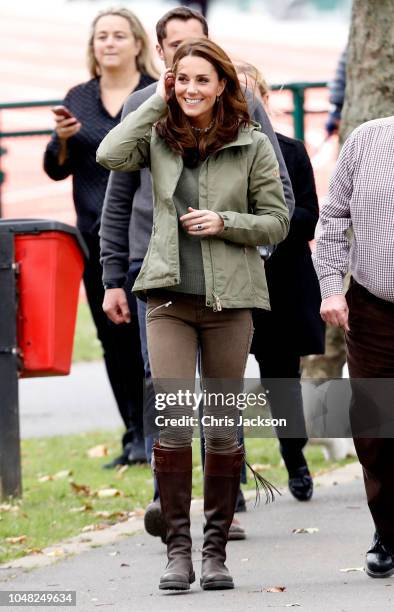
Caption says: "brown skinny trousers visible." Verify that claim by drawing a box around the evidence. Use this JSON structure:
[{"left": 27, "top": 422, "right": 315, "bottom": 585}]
[{"left": 146, "top": 291, "right": 254, "bottom": 452}]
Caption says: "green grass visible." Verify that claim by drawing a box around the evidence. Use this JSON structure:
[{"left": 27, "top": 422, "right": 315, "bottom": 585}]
[
  {"left": 0, "top": 431, "right": 354, "bottom": 565},
  {"left": 72, "top": 302, "right": 102, "bottom": 362}
]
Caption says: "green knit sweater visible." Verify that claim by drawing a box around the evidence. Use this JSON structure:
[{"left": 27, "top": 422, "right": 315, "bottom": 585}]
[{"left": 167, "top": 161, "right": 205, "bottom": 295}]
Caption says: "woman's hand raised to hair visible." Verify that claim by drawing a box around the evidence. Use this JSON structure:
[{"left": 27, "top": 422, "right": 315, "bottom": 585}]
[
  {"left": 156, "top": 69, "right": 175, "bottom": 103},
  {"left": 180, "top": 207, "right": 225, "bottom": 237}
]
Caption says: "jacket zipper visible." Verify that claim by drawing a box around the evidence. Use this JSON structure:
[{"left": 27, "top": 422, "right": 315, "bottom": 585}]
[
  {"left": 244, "top": 246, "right": 255, "bottom": 292},
  {"left": 213, "top": 292, "right": 222, "bottom": 312},
  {"left": 208, "top": 240, "right": 222, "bottom": 312},
  {"left": 146, "top": 300, "right": 173, "bottom": 318},
  {"left": 204, "top": 159, "right": 222, "bottom": 313}
]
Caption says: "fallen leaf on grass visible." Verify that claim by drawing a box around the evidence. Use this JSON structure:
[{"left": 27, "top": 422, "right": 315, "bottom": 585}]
[
  {"left": 69, "top": 482, "right": 93, "bottom": 496},
  {"left": 0, "top": 504, "right": 21, "bottom": 514},
  {"left": 251, "top": 463, "right": 273, "bottom": 472},
  {"left": 6, "top": 536, "right": 27, "bottom": 545},
  {"left": 69, "top": 504, "right": 93, "bottom": 513},
  {"left": 87, "top": 444, "right": 109, "bottom": 458},
  {"left": 292, "top": 527, "right": 319, "bottom": 535},
  {"left": 46, "top": 548, "right": 65, "bottom": 557},
  {"left": 116, "top": 465, "right": 129, "bottom": 476},
  {"left": 25, "top": 548, "right": 43, "bottom": 555},
  {"left": 81, "top": 523, "right": 109, "bottom": 533},
  {"left": 264, "top": 586, "right": 286, "bottom": 593},
  {"left": 95, "top": 488, "right": 123, "bottom": 499},
  {"left": 53, "top": 470, "right": 73, "bottom": 480},
  {"left": 340, "top": 567, "right": 364, "bottom": 573},
  {"left": 38, "top": 475, "right": 54, "bottom": 483},
  {"left": 94, "top": 511, "right": 128, "bottom": 521}
]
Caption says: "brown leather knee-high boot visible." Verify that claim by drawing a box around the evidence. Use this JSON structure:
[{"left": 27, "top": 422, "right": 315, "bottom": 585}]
[
  {"left": 200, "top": 446, "right": 244, "bottom": 590},
  {"left": 153, "top": 442, "right": 195, "bottom": 590}
]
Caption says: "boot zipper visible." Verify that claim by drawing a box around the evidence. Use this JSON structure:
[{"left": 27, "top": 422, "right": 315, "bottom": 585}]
[{"left": 147, "top": 300, "right": 172, "bottom": 318}]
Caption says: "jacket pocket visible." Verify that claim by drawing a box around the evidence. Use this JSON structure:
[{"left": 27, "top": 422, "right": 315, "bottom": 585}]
[{"left": 146, "top": 300, "right": 173, "bottom": 319}]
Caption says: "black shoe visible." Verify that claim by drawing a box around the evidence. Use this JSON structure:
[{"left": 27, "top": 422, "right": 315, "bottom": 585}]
[
  {"left": 235, "top": 487, "right": 247, "bottom": 513},
  {"left": 365, "top": 533, "right": 394, "bottom": 578},
  {"left": 102, "top": 440, "right": 147, "bottom": 469},
  {"left": 144, "top": 498, "right": 167, "bottom": 543},
  {"left": 288, "top": 466, "right": 313, "bottom": 501},
  {"left": 126, "top": 437, "right": 147, "bottom": 465}
]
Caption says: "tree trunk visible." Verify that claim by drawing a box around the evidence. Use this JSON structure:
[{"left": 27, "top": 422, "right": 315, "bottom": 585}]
[
  {"left": 340, "top": 0, "right": 394, "bottom": 143},
  {"left": 307, "top": 1, "right": 394, "bottom": 381}
]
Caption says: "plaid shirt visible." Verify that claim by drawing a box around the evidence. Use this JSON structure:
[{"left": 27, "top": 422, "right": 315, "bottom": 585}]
[{"left": 313, "top": 116, "right": 394, "bottom": 303}]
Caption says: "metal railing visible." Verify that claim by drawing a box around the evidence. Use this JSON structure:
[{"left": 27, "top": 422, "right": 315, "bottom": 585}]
[
  {"left": 0, "top": 81, "right": 329, "bottom": 215},
  {"left": 271, "top": 81, "right": 328, "bottom": 141}
]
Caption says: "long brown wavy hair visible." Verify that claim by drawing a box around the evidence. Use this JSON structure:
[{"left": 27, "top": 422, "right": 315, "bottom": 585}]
[{"left": 155, "top": 39, "right": 250, "bottom": 160}]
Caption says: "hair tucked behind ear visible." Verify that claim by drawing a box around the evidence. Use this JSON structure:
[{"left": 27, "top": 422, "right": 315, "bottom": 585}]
[{"left": 155, "top": 39, "right": 250, "bottom": 160}]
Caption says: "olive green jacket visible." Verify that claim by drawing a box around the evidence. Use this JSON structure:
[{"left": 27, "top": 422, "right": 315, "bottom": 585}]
[{"left": 97, "top": 94, "right": 289, "bottom": 310}]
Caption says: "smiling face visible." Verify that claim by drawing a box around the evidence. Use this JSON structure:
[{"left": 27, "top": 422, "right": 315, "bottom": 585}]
[
  {"left": 93, "top": 15, "right": 141, "bottom": 72},
  {"left": 174, "top": 55, "right": 226, "bottom": 128}
]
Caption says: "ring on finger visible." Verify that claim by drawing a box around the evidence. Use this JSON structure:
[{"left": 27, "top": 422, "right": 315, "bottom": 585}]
[{"left": 196, "top": 224, "right": 203, "bottom": 231}]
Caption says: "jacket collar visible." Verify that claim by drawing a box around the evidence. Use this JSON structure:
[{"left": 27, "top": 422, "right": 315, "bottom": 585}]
[{"left": 216, "top": 121, "right": 260, "bottom": 151}]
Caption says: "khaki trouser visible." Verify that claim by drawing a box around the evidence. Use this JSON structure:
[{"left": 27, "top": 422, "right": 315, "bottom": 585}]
[{"left": 146, "top": 291, "right": 254, "bottom": 451}]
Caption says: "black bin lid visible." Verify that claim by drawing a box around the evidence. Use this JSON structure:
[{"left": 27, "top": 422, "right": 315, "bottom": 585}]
[{"left": 0, "top": 218, "right": 88, "bottom": 258}]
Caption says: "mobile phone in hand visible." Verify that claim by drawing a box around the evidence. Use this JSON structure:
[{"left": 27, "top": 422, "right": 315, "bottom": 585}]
[{"left": 52, "top": 105, "right": 75, "bottom": 120}]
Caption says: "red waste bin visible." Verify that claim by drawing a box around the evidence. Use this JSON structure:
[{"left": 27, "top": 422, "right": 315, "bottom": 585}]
[{"left": 0, "top": 219, "right": 87, "bottom": 377}]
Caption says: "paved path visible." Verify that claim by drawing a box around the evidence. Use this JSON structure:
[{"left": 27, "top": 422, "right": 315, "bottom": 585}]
[
  {"left": 1, "top": 464, "right": 393, "bottom": 611},
  {"left": 19, "top": 361, "right": 123, "bottom": 439}
]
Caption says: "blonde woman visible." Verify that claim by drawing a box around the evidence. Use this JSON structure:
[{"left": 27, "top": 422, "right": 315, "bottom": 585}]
[{"left": 44, "top": 8, "right": 159, "bottom": 468}]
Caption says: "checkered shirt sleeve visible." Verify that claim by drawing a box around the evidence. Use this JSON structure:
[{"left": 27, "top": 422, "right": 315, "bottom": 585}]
[{"left": 313, "top": 117, "right": 394, "bottom": 303}]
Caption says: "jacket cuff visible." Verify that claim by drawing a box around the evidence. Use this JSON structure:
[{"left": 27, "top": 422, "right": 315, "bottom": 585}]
[
  {"left": 103, "top": 280, "right": 125, "bottom": 290},
  {"left": 102, "top": 265, "right": 128, "bottom": 289}
]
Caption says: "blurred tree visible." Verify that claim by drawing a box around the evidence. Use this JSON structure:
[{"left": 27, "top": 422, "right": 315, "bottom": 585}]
[
  {"left": 340, "top": 0, "right": 394, "bottom": 142},
  {"left": 304, "top": 0, "right": 394, "bottom": 380}
]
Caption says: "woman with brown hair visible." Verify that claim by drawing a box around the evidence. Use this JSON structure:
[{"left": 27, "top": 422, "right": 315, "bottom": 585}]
[
  {"left": 97, "top": 38, "right": 289, "bottom": 592},
  {"left": 44, "top": 8, "right": 158, "bottom": 468}
]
